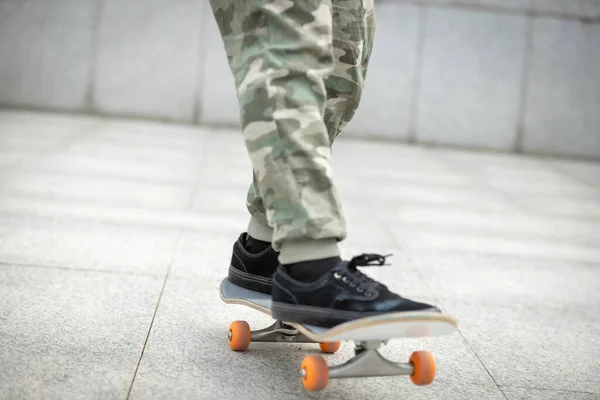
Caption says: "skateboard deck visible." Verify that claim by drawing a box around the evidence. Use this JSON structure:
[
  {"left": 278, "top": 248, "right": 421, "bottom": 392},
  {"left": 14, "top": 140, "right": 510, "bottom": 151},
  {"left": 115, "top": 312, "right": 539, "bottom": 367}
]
[{"left": 219, "top": 278, "right": 457, "bottom": 342}]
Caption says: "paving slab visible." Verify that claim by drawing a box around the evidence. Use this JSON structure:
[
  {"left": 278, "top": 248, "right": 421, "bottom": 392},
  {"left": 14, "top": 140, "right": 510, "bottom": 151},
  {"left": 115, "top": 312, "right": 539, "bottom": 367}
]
[
  {"left": 0, "top": 264, "right": 163, "bottom": 399},
  {"left": 405, "top": 251, "right": 600, "bottom": 394},
  {"left": 429, "top": 147, "right": 600, "bottom": 219},
  {"left": 389, "top": 223, "right": 600, "bottom": 264},
  {"left": 0, "top": 170, "right": 193, "bottom": 211},
  {"left": 547, "top": 159, "right": 600, "bottom": 189},
  {"left": 388, "top": 206, "right": 600, "bottom": 247},
  {"left": 15, "top": 152, "right": 200, "bottom": 184},
  {"left": 169, "top": 230, "right": 243, "bottom": 280},
  {"left": 502, "top": 387, "right": 600, "bottom": 400},
  {"left": 0, "top": 215, "right": 180, "bottom": 275},
  {"left": 0, "top": 151, "right": 28, "bottom": 168},
  {"left": 0, "top": 197, "right": 244, "bottom": 235},
  {"left": 504, "top": 195, "right": 600, "bottom": 221},
  {"left": 63, "top": 138, "right": 202, "bottom": 169},
  {"left": 190, "top": 184, "right": 252, "bottom": 219}
]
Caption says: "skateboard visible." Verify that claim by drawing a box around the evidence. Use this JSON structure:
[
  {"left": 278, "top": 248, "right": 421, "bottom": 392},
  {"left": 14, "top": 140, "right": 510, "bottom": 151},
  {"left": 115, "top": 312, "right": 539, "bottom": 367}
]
[{"left": 219, "top": 278, "right": 458, "bottom": 392}]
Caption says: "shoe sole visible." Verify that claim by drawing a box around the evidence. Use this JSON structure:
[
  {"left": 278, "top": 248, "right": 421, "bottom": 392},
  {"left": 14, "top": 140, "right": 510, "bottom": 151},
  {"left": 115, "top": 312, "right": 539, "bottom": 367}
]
[
  {"left": 228, "top": 265, "right": 273, "bottom": 294},
  {"left": 271, "top": 301, "right": 441, "bottom": 328}
]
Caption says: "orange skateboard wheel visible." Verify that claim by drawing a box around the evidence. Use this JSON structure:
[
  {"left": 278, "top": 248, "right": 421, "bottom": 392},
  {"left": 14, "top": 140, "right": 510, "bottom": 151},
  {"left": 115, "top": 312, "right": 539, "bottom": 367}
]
[
  {"left": 228, "top": 321, "right": 251, "bottom": 351},
  {"left": 319, "top": 341, "right": 341, "bottom": 354},
  {"left": 409, "top": 350, "right": 436, "bottom": 385},
  {"left": 301, "top": 355, "right": 329, "bottom": 391}
]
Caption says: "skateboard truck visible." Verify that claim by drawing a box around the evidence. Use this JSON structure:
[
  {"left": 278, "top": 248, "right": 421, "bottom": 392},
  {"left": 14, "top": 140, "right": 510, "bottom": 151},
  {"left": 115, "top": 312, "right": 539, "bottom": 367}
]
[
  {"left": 326, "top": 340, "right": 414, "bottom": 379},
  {"left": 230, "top": 320, "right": 314, "bottom": 343},
  {"left": 227, "top": 319, "right": 342, "bottom": 354},
  {"left": 299, "top": 340, "right": 435, "bottom": 391}
]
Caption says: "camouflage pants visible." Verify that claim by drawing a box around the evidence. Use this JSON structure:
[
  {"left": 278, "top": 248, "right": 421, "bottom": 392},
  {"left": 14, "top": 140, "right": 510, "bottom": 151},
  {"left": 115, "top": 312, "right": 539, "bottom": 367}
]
[{"left": 210, "top": 0, "right": 376, "bottom": 263}]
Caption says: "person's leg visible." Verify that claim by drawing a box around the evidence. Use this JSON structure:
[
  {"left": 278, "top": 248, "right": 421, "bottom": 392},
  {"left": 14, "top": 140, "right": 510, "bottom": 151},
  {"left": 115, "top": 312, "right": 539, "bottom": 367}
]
[
  {"left": 210, "top": 0, "right": 345, "bottom": 290},
  {"left": 273, "top": 0, "right": 378, "bottom": 282},
  {"left": 269, "top": 0, "right": 440, "bottom": 327},
  {"left": 236, "top": 2, "right": 346, "bottom": 264},
  {"left": 242, "top": 0, "right": 377, "bottom": 247},
  {"left": 224, "top": 0, "right": 376, "bottom": 292}
]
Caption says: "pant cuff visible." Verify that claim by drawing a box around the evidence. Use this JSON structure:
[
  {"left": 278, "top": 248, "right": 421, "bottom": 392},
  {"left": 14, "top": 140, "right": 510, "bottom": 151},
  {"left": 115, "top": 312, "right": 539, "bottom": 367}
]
[
  {"left": 247, "top": 216, "right": 273, "bottom": 242},
  {"left": 279, "top": 239, "right": 340, "bottom": 264}
]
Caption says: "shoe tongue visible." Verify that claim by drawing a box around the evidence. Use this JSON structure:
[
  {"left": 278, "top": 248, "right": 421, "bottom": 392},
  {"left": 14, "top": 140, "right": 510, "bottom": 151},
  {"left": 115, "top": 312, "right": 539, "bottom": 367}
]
[{"left": 334, "top": 259, "right": 353, "bottom": 271}]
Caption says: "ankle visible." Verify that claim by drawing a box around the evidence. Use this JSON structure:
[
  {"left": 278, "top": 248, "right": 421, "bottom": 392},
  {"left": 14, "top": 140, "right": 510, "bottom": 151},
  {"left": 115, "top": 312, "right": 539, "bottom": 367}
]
[
  {"left": 282, "top": 256, "right": 340, "bottom": 282},
  {"left": 243, "top": 233, "right": 271, "bottom": 253},
  {"left": 247, "top": 216, "right": 273, "bottom": 242},
  {"left": 279, "top": 238, "right": 340, "bottom": 265}
]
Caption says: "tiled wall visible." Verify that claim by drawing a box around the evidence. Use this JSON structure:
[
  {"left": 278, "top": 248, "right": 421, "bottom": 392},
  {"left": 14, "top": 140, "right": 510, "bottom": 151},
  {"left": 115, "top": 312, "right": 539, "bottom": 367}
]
[
  {"left": 93, "top": 0, "right": 206, "bottom": 121},
  {"left": 415, "top": 8, "right": 528, "bottom": 150},
  {"left": 0, "top": 0, "right": 97, "bottom": 109},
  {"left": 0, "top": 0, "right": 599, "bottom": 159}
]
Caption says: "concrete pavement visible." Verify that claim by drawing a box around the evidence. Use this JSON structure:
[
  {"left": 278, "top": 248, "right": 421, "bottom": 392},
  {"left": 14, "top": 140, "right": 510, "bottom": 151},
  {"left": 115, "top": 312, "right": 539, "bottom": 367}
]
[{"left": 0, "top": 110, "right": 599, "bottom": 399}]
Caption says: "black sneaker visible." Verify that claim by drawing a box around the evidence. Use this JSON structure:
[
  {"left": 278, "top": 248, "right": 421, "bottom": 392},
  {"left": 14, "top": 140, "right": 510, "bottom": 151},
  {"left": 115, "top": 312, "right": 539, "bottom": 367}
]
[
  {"left": 270, "top": 253, "right": 440, "bottom": 328},
  {"left": 228, "top": 233, "right": 279, "bottom": 294}
]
